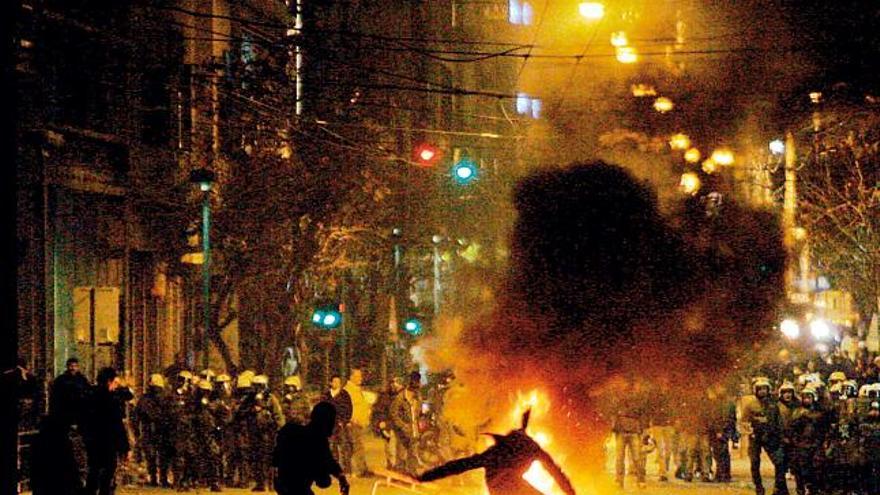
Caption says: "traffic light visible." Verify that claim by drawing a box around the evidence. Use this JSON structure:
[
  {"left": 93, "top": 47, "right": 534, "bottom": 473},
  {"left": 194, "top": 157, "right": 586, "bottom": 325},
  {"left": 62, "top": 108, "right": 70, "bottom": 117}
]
[
  {"left": 311, "top": 304, "right": 342, "bottom": 330},
  {"left": 414, "top": 143, "right": 442, "bottom": 167},
  {"left": 452, "top": 158, "right": 478, "bottom": 185},
  {"left": 402, "top": 317, "right": 423, "bottom": 336}
]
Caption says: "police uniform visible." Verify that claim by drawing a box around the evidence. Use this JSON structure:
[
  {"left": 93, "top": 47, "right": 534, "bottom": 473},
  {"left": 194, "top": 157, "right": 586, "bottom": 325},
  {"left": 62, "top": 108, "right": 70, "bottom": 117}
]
[{"left": 742, "top": 377, "right": 788, "bottom": 495}]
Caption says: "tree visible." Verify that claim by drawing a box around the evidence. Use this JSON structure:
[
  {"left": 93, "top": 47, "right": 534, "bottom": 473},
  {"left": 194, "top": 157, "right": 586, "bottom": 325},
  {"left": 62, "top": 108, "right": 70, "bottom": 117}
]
[{"left": 799, "top": 105, "right": 880, "bottom": 316}]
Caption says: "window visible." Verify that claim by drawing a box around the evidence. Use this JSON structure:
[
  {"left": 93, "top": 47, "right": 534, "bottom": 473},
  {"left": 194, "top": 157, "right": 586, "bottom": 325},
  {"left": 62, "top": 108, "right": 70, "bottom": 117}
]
[
  {"left": 509, "top": 0, "right": 533, "bottom": 25},
  {"left": 516, "top": 92, "right": 542, "bottom": 119}
]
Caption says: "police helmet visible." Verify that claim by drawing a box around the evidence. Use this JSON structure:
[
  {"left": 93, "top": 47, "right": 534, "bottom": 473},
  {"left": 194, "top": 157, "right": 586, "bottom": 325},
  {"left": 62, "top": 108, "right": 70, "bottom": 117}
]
[
  {"left": 178, "top": 370, "right": 193, "bottom": 380},
  {"left": 198, "top": 380, "right": 213, "bottom": 391},
  {"left": 752, "top": 376, "right": 772, "bottom": 395},
  {"left": 216, "top": 374, "right": 231, "bottom": 383},
  {"left": 200, "top": 369, "right": 216, "bottom": 381},
  {"left": 236, "top": 373, "right": 253, "bottom": 389},
  {"left": 252, "top": 374, "right": 269, "bottom": 386},
  {"left": 284, "top": 375, "right": 302, "bottom": 389},
  {"left": 829, "top": 371, "right": 846, "bottom": 383},
  {"left": 778, "top": 381, "right": 796, "bottom": 396},
  {"left": 149, "top": 373, "right": 166, "bottom": 388},
  {"left": 800, "top": 386, "right": 818, "bottom": 402}
]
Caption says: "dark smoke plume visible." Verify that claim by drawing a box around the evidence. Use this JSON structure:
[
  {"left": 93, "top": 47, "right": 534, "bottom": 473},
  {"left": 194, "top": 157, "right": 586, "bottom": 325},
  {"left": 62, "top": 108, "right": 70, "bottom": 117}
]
[{"left": 431, "top": 161, "right": 784, "bottom": 483}]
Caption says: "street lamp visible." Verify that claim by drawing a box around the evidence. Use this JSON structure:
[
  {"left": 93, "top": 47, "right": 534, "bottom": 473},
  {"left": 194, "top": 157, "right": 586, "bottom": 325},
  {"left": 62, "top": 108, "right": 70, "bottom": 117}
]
[
  {"left": 452, "top": 159, "right": 478, "bottom": 185},
  {"left": 579, "top": 2, "right": 604, "bottom": 20},
  {"left": 684, "top": 148, "right": 701, "bottom": 163},
  {"left": 653, "top": 97, "right": 674, "bottom": 113},
  {"left": 710, "top": 148, "right": 735, "bottom": 166},
  {"left": 780, "top": 319, "right": 800, "bottom": 339},
  {"left": 679, "top": 172, "right": 701, "bottom": 195},
  {"left": 616, "top": 46, "right": 638, "bottom": 64},
  {"left": 669, "top": 133, "right": 691, "bottom": 151},
  {"left": 769, "top": 139, "right": 785, "bottom": 155},
  {"left": 810, "top": 319, "right": 832, "bottom": 341},
  {"left": 190, "top": 168, "right": 215, "bottom": 370}
]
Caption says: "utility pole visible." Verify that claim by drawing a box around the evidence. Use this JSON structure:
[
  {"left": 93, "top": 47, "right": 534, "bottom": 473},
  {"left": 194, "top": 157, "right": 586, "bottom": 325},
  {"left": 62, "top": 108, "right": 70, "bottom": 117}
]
[{"left": 783, "top": 131, "right": 798, "bottom": 295}]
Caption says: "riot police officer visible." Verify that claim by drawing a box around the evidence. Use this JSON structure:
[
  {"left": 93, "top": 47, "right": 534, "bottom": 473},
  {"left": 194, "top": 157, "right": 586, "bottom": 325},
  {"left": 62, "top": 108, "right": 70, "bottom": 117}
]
[
  {"left": 788, "top": 386, "right": 827, "bottom": 495},
  {"left": 281, "top": 375, "right": 311, "bottom": 426},
  {"left": 133, "top": 373, "right": 173, "bottom": 487},
  {"left": 238, "top": 374, "right": 283, "bottom": 492},
  {"left": 171, "top": 370, "right": 196, "bottom": 491},
  {"left": 742, "top": 376, "right": 788, "bottom": 495},
  {"left": 193, "top": 380, "right": 223, "bottom": 492}
]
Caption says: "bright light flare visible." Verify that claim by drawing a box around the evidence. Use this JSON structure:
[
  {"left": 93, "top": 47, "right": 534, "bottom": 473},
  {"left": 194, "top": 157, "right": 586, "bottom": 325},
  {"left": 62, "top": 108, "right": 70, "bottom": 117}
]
[
  {"left": 419, "top": 148, "right": 436, "bottom": 162},
  {"left": 769, "top": 139, "right": 785, "bottom": 155},
  {"left": 680, "top": 172, "right": 701, "bottom": 195},
  {"left": 616, "top": 46, "right": 638, "bottom": 64},
  {"left": 579, "top": 2, "right": 605, "bottom": 20},
  {"left": 810, "top": 319, "right": 832, "bottom": 340},
  {"left": 653, "top": 96, "right": 674, "bottom": 113},
  {"left": 711, "top": 148, "right": 735, "bottom": 166},
  {"left": 780, "top": 319, "right": 800, "bottom": 339},
  {"left": 669, "top": 133, "right": 691, "bottom": 150},
  {"left": 610, "top": 31, "right": 628, "bottom": 47},
  {"left": 631, "top": 84, "right": 656, "bottom": 97},
  {"left": 702, "top": 159, "right": 718, "bottom": 174},
  {"left": 523, "top": 460, "right": 565, "bottom": 495},
  {"left": 684, "top": 148, "right": 701, "bottom": 163}
]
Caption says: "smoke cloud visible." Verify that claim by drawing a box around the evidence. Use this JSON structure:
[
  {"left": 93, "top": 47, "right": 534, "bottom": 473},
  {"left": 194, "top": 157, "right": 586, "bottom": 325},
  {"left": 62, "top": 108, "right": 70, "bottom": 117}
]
[{"left": 426, "top": 161, "right": 784, "bottom": 485}]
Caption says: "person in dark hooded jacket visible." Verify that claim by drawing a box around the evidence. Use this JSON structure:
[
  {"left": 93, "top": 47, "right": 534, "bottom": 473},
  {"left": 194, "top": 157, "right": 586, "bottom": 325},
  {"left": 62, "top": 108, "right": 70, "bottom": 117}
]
[{"left": 273, "top": 402, "right": 350, "bottom": 495}]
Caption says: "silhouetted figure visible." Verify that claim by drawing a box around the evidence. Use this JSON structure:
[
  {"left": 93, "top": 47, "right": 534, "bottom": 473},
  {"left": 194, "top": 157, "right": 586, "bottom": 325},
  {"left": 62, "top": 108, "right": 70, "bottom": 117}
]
[
  {"left": 417, "top": 411, "right": 576, "bottom": 495},
  {"left": 50, "top": 357, "right": 91, "bottom": 427},
  {"left": 31, "top": 414, "right": 82, "bottom": 495},
  {"left": 82, "top": 367, "right": 133, "bottom": 495},
  {"left": 273, "top": 402, "right": 350, "bottom": 495}
]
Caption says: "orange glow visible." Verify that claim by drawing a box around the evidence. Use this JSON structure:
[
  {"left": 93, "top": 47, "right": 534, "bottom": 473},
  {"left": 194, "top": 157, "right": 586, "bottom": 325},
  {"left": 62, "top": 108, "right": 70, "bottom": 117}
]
[
  {"left": 631, "top": 84, "right": 656, "bottom": 97},
  {"left": 680, "top": 172, "right": 701, "bottom": 195},
  {"left": 420, "top": 148, "right": 436, "bottom": 161},
  {"left": 578, "top": 2, "right": 605, "bottom": 20},
  {"left": 684, "top": 147, "right": 701, "bottom": 163},
  {"left": 615, "top": 46, "right": 638, "bottom": 64},
  {"left": 710, "top": 148, "right": 735, "bottom": 166},
  {"left": 653, "top": 96, "right": 674, "bottom": 113},
  {"left": 669, "top": 133, "right": 691, "bottom": 150},
  {"left": 523, "top": 460, "right": 565, "bottom": 495},
  {"left": 610, "top": 31, "right": 628, "bottom": 47},
  {"left": 702, "top": 158, "right": 718, "bottom": 174}
]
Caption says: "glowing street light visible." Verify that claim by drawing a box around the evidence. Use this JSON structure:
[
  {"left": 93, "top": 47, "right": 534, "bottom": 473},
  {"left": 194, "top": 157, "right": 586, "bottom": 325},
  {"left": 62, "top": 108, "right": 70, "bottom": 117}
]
[
  {"left": 702, "top": 159, "right": 718, "bottom": 174},
  {"left": 653, "top": 96, "right": 673, "bottom": 113},
  {"left": 679, "top": 172, "right": 701, "bottom": 195},
  {"left": 710, "top": 148, "right": 735, "bottom": 166},
  {"left": 616, "top": 46, "right": 638, "bottom": 64},
  {"left": 579, "top": 2, "right": 605, "bottom": 20},
  {"left": 669, "top": 133, "right": 691, "bottom": 151},
  {"left": 780, "top": 319, "right": 800, "bottom": 339},
  {"left": 610, "top": 31, "right": 628, "bottom": 47},
  {"left": 452, "top": 159, "right": 478, "bottom": 185},
  {"left": 810, "top": 319, "right": 832, "bottom": 340},
  {"left": 684, "top": 148, "right": 701, "bottom": 163},
  {"left": 769, "top": 139, "right": 785, "bottom": 155},
  {"left": 631, "top": 84, "right": 656, "bottom": 97}
]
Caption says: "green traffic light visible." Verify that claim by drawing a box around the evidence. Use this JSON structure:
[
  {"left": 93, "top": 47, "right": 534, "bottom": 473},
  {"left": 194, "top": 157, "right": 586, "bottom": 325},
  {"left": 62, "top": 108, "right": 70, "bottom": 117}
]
[
  {"left": 403, "top": 318, "right": 423, "bottom": 336},
  {"left": 452, "top": 159, "right": 478, "bottom": 185}
]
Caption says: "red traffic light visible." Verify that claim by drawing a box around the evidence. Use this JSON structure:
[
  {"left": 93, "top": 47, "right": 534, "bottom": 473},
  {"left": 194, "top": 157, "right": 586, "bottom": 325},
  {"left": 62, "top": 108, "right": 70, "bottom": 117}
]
[{"left": 414, "top": 143, "right": 442, "bottom": 167}]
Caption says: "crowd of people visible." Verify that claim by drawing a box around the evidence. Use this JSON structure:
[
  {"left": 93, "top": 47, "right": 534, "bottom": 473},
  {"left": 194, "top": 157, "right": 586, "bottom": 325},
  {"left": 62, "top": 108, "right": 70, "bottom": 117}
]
[
  {"left": 29, "top": 358, "right": 439, "bottom": 495},
  {"left": 610, "top": 348, "right": 880, "bottom": 495}
]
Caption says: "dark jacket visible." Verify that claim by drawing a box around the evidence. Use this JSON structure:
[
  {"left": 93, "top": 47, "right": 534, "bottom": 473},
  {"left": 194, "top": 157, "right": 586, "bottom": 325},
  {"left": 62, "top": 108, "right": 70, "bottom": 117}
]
[
  {"left": 50, "top": 371, "right": 91, "bottom": 426},
  {"left": 273, "top": 422, "right": 342, "bottom": 495},
  {"left": 82, "top": 386, "right": 133, "bottom": 460},
  {"left": 322, "top": 389, "right": 353, "bottom": 425}
]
